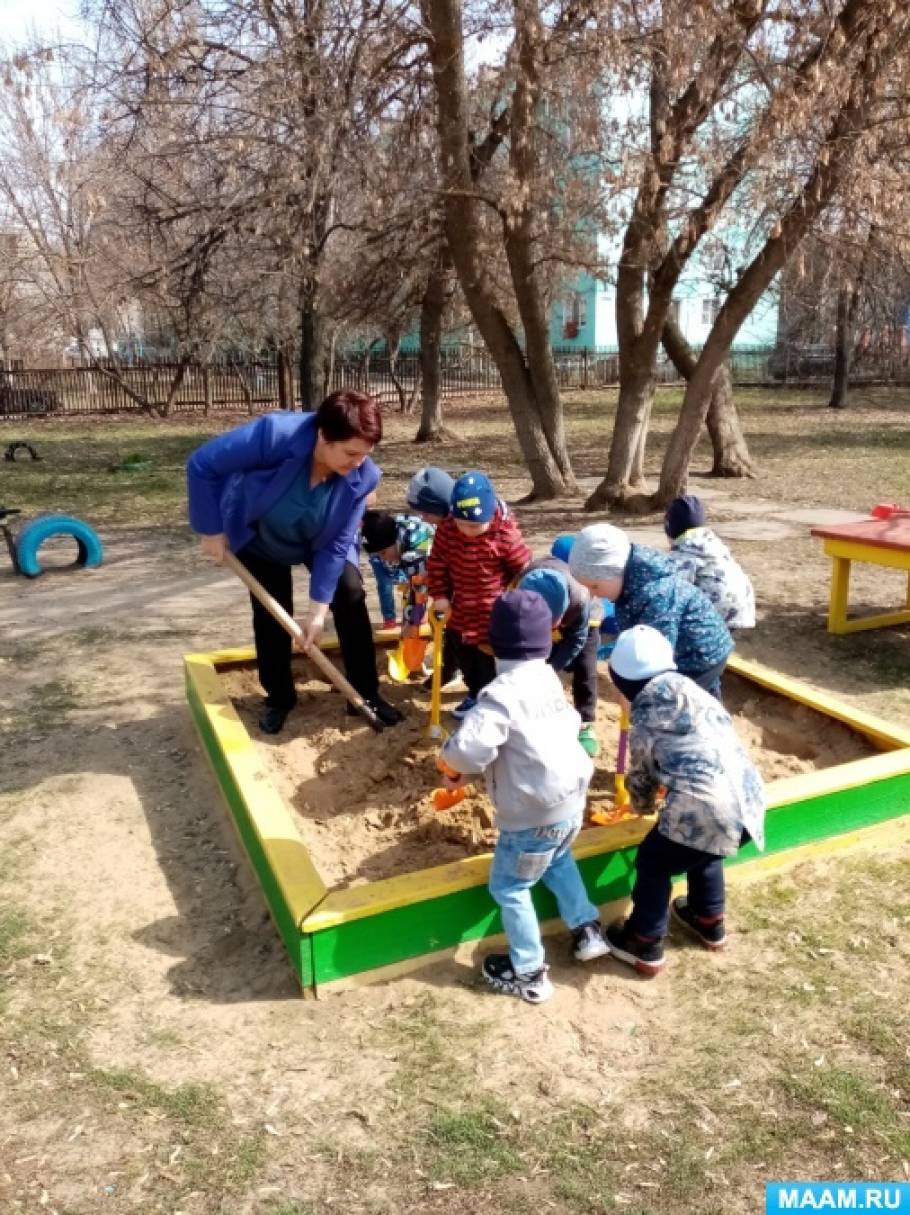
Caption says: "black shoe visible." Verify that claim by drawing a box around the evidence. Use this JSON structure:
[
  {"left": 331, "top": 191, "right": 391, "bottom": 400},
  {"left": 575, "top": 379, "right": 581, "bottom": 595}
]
[
  {"left": 671, "top": 896, "right": 727, "bottom": 950},
  {"left": 258, "top": 702, "right": 294, "bottom": 734},
  {"left": 571, "top": 920, "right": 609, "bottom": 962},
  {"left": 346, "top": 695, "right": 404, "bottom": 726},
  {"left": 606, "top": 920, "right": 666, "bottom": 977},
  {"left": 481, "top": 954, "right": 553, "bottom": 1004}
]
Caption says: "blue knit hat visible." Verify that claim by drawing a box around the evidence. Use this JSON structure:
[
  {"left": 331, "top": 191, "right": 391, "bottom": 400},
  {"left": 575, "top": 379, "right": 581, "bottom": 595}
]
[
  {"left": 406, "top": 467, "right": 455, "bottom": 518},
  {"left": 450, "top": 471, "right": 496, "bottom": 523},
  {"left": 550, "top": 533, "right": 576, "bottom": 563},
  {"left": 664, "top": 494, "right": 707, "bottom": 539},
  {"left": 488, "top": 590, "right": 553, "bottom": 660},
  {"left": 519, "top": 568, "right": 570, "bottom": 623}
]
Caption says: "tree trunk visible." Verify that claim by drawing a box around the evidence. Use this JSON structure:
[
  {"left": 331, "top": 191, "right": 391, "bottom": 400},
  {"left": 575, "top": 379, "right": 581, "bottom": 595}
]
[
  {"left": 160, "top": 358, "right": 190, "bottom": 418},
  {"left": 704, "top": 370, "right": 757, "bottom": 476},
  {"left": 828, "top": 287, "right": 853, "bottom": 409},
  {"left": 585, "top": 360, "right": 655, "bottom": 509},
  {"left": 657, "top": 84, "right": 880, "bottom": 506},
  {"left": 420, "top": 0, "right": 574, "bottom": 499},
  {"left": 413, "top": 258, "right": 451, "bottom": 444},
  {"left": 661, "top": 315, "right": 756, "bottom": 477},
  {"left": 415, "top": 258, "right": 448, "bottom": 441},
  {"left": 276, "top": 346, "right": 293, "bottom": 410},
  {"left": 299, "top": 275, "right": 323, "bottom": 411}
]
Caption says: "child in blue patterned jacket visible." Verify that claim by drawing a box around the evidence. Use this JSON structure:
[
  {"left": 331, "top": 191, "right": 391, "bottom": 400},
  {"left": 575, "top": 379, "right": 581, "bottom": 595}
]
[
  {"left": 569, "top": 522, "right": 733, "bottom": 700},
  {"left": 603, "top": 625, "right": 765, "bottom": 977},
  {"left": 664, "top": 495, "right": 755, "bottom": 630}
]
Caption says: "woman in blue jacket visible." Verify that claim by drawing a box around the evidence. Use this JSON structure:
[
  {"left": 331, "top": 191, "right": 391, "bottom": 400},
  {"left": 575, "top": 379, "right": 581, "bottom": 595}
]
[{"left": 187, "top": 391, "right": 403, "bottom": 734}]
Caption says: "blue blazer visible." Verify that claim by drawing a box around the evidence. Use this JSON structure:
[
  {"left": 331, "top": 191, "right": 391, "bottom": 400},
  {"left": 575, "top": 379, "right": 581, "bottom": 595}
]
[{"left": 186, "top": 411, "right": 381, "bottom": 604}]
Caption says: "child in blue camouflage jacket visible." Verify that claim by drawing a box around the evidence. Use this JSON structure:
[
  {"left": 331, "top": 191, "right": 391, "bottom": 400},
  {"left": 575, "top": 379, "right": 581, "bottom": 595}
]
[
  {"left": 569, "top": 522, "right": 733, "bottom": 700},
  {"left": 602, "top": 625, "right": 765, "bottom": 977}
]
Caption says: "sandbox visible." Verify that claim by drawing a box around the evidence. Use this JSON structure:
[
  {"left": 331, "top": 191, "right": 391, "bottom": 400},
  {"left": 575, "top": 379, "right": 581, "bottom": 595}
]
[{"left": 185, "top": 638, "right": 910, "bottom": 996}]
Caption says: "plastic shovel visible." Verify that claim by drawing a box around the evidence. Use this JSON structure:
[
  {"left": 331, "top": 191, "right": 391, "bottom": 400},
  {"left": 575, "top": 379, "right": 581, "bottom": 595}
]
[
  {"left": 590, "top": 708, "right": 631, "bottom": 826},
  {"left": 387, "top": 640, "right": 411, "bottom": 684},
  {"left": 424, "top": 612, "right": 448, "bottom": 741},
  {"left": 223, "top": 551, "right": 383, "bottom": 733}
]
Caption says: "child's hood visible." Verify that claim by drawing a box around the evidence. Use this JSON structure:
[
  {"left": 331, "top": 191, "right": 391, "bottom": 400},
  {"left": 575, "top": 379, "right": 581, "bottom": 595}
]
[
  {"left": 631, "top": 670, "right": 719, "bottom": 735},
  {"left": 671, "top": 527, "right": 730, "bottom": 562}
]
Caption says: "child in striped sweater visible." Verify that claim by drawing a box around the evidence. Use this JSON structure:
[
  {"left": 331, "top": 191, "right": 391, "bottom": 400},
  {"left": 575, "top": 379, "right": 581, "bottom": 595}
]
[{"left": 428, "top": 471, "right": 532, "bottom": 717}]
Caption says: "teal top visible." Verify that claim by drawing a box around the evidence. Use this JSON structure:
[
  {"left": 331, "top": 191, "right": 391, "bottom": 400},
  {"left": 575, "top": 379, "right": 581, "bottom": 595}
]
[{"left": 248, "top": 460, "right": 335, "bottom": 566}]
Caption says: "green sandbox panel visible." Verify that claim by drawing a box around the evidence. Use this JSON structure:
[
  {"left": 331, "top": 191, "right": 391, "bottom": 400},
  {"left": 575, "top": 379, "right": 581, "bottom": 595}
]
[
  {"left": 186, "top": 676, "right": 314, "bottom": 989},
  {"left": 307, "top": 771, "right": 910, "bottom": 987}
]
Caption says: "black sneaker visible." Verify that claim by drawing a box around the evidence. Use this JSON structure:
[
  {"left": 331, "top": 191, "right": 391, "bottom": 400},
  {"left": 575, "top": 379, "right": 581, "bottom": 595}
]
[
  {"left": 346, "top": 696, "right": 404, "bottom": 726},
  {"left": 571, "top": 920, "right": 609, "bottom": 962},
  {"left": 671, "top": 896, "right": 727, "bottom": 950},
  {"left": 258, "top": 702, "right": 295, "bottom": 734},
  {"left": 481, "top": 954, "right": 553, "bottom": 1004},
  {"left": 605, "top": 920, "right": 666, "bottom": 977}
]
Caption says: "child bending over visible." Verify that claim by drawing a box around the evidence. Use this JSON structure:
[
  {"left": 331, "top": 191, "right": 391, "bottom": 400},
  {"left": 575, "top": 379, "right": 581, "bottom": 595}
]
[
  {"left": 439, "top": 590, "right": 608, "bottom": 1003},
  {"left": 604, "top": 625, "right": 766, "bottom": 977},
  {"left": 664, "top": 495, "right": 755, "bottom": 630},
  {"left": 517, "top": 558, "right": 602, "bottom": 757}
]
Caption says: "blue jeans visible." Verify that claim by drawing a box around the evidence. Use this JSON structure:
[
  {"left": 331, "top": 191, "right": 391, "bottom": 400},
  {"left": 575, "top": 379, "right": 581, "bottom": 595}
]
[
  {"left": 368, "top": 555, "right": 398, "bottom": 622},
  {"left": 489, "top": 816, "right": 599, "bottom": 975},
  {"left": 627, "top": 825, "right": 729, "bottom": 940}
]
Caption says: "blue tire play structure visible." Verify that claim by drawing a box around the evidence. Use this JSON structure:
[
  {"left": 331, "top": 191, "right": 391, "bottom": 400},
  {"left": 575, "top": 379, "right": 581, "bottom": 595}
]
[{"left": 14, "top": 513, "right": 104, "bottom": 578}]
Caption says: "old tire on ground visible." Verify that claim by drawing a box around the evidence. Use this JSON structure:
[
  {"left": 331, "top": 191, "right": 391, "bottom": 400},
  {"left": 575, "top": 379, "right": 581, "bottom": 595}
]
[{"left": 15, "top": 514, "right": 103, "bottom": 578}]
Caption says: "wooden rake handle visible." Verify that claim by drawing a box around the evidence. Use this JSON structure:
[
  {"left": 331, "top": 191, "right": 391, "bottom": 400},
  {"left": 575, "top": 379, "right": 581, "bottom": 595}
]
[{"left": 223, "top": 551, "right": 383, "bottom": 733}]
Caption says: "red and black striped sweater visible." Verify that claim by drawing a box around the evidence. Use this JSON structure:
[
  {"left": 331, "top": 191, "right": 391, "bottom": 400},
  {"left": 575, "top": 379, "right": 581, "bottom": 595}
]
[{"left": 427, "top": 509, "right": 532, "bottom": 645}]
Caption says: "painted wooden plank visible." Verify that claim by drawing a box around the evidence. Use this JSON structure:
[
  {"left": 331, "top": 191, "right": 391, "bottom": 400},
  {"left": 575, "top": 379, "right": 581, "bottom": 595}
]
[
  {"left": 811, "top": 517, "right": 910, "bottom": 554},
  {"left": 727, "top": 654, "right": 910, "bottom": 750},
  {"left": 306, "top": 770, "right": 910, "bottom": 987},
  {"left": 185, "top": 656, "right": 327, "bottom": 931},
  {"left": 313, "top": 814, "right": 910, "bottom": 994}
]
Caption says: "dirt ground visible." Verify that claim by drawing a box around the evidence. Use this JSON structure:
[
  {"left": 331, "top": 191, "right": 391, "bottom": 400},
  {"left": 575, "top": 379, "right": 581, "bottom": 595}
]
[
  {"left": 1, "top": 397, "right": 909, "bottom": 1213},
  {"left": 221, "top": 664, "right": 873, "bottom": 887}
]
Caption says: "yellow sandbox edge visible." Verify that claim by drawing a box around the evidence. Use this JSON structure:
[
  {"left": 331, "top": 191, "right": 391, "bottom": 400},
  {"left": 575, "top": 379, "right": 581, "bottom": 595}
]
[{"left": 185, "top": 652, "right": 328, "bottom": 926}]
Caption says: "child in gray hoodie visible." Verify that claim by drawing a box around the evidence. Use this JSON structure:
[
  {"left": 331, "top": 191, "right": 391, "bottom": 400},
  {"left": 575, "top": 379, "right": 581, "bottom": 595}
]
[{"left": 438, "top": 589, "right": 607, "bottom": 1004}]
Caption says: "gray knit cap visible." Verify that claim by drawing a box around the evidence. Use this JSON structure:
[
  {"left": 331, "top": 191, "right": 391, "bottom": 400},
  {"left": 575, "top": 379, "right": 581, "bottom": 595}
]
[{"left": 568, "top": 523, "right": 632, "bottom": 582}]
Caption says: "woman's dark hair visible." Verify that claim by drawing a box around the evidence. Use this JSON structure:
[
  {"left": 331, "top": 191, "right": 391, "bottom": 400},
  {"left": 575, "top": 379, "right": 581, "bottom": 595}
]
[{"left": 315, "top": 390, "right": 382, "bottom": 445}]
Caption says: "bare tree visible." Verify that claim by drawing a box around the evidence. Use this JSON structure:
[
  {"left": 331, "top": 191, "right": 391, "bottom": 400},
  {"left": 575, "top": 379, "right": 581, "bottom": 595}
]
[{"left": 420, "top": 0, "right": 610, "bottom": 498}]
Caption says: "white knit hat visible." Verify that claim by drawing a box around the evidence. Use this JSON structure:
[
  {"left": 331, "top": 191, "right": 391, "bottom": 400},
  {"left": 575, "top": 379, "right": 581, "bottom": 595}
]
[
  {"left": 568, "top": 523, "right": 632, "bottom": 581},
  {"left": 609, "top": 625, "right": 676, "bottom": 680}
]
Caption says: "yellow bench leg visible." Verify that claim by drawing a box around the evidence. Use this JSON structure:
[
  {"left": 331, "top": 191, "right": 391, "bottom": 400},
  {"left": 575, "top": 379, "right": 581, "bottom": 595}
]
[{"left": 828, "top": 556, "right": 851, "bottom": 634}]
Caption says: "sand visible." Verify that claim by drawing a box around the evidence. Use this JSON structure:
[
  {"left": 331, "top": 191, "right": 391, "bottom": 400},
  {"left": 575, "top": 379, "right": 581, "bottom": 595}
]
[{"left": 219, "top": 660, "right": 875, "bottom": 890}]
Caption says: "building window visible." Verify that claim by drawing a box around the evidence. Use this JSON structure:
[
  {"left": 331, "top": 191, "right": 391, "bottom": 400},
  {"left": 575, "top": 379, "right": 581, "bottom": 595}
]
[
  {"left": 702, "top": 296, "right": 722, "bottom": 325},
  {"left": 562, "top": 293, "right": 587, "bottom": 339}
]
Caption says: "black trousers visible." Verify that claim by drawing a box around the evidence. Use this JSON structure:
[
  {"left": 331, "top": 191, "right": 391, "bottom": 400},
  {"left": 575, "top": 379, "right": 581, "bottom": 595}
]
[
  {"left": 448, "top": 629, "right": 497, "bottom": 698},
  {"left": 237, "top": 547, "right": 379, "bottom": 708},
  {"left": 565, "top": 626, "right": 599, "bottom": 723}
]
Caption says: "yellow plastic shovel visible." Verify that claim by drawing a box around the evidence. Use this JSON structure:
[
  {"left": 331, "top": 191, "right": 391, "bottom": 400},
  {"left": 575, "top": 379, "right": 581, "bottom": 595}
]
[
  {"left": 387, "top": 638, "right": 411, "bottom": 684},
  {"left": 424, "top": 611, "right": 447, "bottom": 741},
  {"left": 590, "top": 709, "right": 631, "bottom": 826}
]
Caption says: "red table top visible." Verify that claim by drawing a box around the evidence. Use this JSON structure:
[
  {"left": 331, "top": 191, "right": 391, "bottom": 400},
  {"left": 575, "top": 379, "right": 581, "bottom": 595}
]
[{"left": 810, "top": 516, "right": 910, "bottom": 553}]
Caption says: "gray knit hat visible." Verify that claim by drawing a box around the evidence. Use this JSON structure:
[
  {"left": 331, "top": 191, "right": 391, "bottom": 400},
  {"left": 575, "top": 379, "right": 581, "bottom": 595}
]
[
  {"left": 406, "top": 467, "right": 454, "bottom": 517},
  {"left": 568, "top": 524, "right": 631, "bottom": 582}
]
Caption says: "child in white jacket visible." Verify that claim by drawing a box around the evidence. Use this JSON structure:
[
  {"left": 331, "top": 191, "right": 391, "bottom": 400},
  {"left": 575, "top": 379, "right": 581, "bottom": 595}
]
[
  {"left": 664, "top": 495, "right": 756, "bottom": 630},
  {"left": 439, "top": 589, "right": 607, "bottom": 1004}
]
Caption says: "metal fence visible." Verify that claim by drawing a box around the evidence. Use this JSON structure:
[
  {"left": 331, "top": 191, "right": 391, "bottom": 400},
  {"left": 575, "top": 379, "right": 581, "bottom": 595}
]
[{"left": 2, "top": 342, "right": 908, "bottom": 421}]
